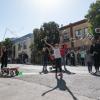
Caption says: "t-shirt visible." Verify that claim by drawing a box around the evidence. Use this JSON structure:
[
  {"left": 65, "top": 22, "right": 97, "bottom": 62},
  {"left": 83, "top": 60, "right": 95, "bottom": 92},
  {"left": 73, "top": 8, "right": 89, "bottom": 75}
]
[
  {"left": 60, "top": 48, "right": 65, "bottom": 57},
  {"left": 80, "top": 51, "right": 86, "bottom": 58},
  {"left": 53, "top": 48, "right": 61, "bottom": 59}
]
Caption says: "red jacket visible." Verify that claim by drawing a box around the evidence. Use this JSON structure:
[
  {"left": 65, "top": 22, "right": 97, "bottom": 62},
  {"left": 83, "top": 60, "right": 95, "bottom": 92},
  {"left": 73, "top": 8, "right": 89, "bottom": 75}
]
[{"left": 60, "top": 48, "right": 65, "bottom": 57}]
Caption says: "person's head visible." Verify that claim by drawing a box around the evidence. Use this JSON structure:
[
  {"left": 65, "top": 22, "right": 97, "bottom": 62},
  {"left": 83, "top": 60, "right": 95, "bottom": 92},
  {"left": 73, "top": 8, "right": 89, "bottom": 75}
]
[
  {"left": 43, "top": 47, "right": 46, "bottom": 51},
  {"left": 2, "top": 46, "right": 6, "bottom": 52},
  {"left": 61, "top": 44, "right": 64, "bottom": 48},
  {"left": 54, "top": 43, "right": 59, "bottom": 49},
  {"left": 86, "top": 49, "right": 90, "bottom": 54}
]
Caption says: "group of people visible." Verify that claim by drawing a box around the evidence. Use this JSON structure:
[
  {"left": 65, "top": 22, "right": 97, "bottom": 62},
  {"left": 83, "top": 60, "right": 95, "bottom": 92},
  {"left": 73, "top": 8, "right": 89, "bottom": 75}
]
[
  {"left": 0, "top": 36, "right": 100, "bottom": 77},
  {"left": 41, "top": 37, "right": 100, "bottom": 78},
  {"left": 40, "top": 40, "right": 67, "bottom": 78}
]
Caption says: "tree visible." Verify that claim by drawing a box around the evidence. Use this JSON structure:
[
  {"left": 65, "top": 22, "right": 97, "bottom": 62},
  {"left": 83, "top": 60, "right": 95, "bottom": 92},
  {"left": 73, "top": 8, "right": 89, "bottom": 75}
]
[
  {"left": 41, "top": 21, "right": 60, "bottom": 44},
  {"left": 31, "top": 21, "right": 60, "bottom": 64},
  {"left": 3, "top": 38, "right": 13, "bottom": 48},
  {"left": 3, "top": 38, "right": 13, "bottom": 58},
  {"left": 85, "top": 1, "right": 100, "bottom": 36}
]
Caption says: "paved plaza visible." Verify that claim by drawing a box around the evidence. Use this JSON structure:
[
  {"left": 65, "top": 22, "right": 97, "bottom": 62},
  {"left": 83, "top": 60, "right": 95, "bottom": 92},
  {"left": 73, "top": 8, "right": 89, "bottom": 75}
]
[{"left": 0, "top": 64, "right": 100, "bottom": 100}]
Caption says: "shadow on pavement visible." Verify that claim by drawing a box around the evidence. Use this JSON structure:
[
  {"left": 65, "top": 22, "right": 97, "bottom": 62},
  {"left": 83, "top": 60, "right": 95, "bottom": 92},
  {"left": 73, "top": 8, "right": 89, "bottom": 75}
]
[
  {"left": 49, "top": 68, "right": 76, "bottom": 75},
  {"left": 42, "top": 77, "right": 78, "bottom": 100},
  {"left": 91, "top": 72, "right": 100, "bottom": 77},
  {"left": 64, "top": 68, "right": 76, "bottom": 75}
]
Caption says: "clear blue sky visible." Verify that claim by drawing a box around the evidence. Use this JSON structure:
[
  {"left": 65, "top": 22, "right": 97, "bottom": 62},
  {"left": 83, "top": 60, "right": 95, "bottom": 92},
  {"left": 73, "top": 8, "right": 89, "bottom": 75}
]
[{"left": 0, "top": 0, "right": 96, "bottom": 41}]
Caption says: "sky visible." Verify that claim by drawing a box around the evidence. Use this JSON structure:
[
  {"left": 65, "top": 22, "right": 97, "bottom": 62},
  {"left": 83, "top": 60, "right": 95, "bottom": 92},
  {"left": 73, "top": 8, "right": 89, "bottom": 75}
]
[{"left": 0, "top": 0, "right": 96, "bottom": 41}]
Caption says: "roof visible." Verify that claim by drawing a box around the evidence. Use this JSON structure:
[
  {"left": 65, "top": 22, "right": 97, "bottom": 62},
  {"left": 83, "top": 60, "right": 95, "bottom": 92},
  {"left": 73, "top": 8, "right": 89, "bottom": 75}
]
[
  {"left": 13, "top": 33, "right": 33, "bottom": 43},
  {"left": 60, "top": 19, "right": 87, "bottom": 30}
]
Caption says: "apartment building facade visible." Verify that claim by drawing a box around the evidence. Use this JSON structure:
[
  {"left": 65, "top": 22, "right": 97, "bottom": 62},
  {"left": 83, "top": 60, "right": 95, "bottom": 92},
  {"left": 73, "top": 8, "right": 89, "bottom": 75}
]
[
  {"left": 60, "top": 19, "right": 92, "bottom": 49},
  {"left": 12, "top": 33, "right": 33, "bottom": 63}
]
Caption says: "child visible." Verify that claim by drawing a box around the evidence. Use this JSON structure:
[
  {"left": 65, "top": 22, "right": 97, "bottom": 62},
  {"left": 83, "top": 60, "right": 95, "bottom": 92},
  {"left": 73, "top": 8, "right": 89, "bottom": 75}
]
[
  {"left": 85, "top": 50, "right": 93, "bottom": 73},
  {"left": 44, "top": 40, "right": 63, "bottom": 78}
]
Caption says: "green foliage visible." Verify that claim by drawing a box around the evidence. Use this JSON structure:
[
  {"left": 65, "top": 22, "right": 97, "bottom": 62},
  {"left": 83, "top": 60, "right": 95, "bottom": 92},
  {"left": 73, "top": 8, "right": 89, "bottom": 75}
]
[
  {"left": 85, "top": 1, "right": 100, "bottom": 35},
  {"left": 41, "top": 21, "right": 60, "bottom": 44},
  {"left": 33, "top": 21, "right": 60, "bottom": 50},
  {"left": 3, "top": 38, "right": 13, "bottom": 48},
  {"left": 31, "top": 21, "right": 60, "bottom": 64}
]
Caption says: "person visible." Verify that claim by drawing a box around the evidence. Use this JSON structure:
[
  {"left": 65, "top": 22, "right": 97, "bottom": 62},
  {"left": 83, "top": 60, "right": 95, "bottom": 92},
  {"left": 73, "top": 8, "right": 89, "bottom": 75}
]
[
  {"left": 70, "top": 50, "right": 75, "bottom": 66},
  {"left": 0, "top": 46, "right": 8, "bottom": 70},
  {"left": 76, "top": 50, "right": 81, "bottom": 65},
  {"left": 44, "top": 40, "right": 63, "bottom": 78},
  {"left": 80, "top": 50, "right": 86, "bottom": 66},
  {"left": 90, "top": 37, "right": 100, "bottom": 73},
  {"left": 85, "top": 50, "right": 93, "bottom": 73},
  {"left": 40, "top": 46, "right": 49, "bottom": 74},
  {"left": 66, "top": 49, "right": 70, "bottom": 65},
  {"left": 60, "top": 44, "right": 67, "bottom": 71},
  {"left": 48, "top": 47, "right": 55, "bottom": 69}
]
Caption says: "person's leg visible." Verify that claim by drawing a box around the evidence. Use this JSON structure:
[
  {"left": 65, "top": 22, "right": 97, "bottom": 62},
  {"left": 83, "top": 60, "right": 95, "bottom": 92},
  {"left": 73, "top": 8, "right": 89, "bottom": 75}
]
[
  {"left": 96, "top": 65, "right": 99, "bottom": 72},
  {"left": 70, "top": 58, "right": 72, "bottom": 66},
  {"left": 87, "top": 62, "right": 91, "bottom": 73},
  {"left": 81, "top": 58, "right": 84, "bottom": 66},
  {"left": 62, "top": 56, "right": 67, "bottom": 71},
  {"left": 55, "top": 59, "right": 58, "bottom": 78},
  {"left": 83, "top": 58, "right": 85, "bottom": 66},
  {"left": 5, "top": 60, "right": 8, "bottom": 68},
  {"left": 1, "top": 59, "right": 4, "bottom": 69},
  {"left": 58, "top": 58, "right": 63, "bottom": 78},
  {"left": 44, "top": 60, "right": 48, "bottom": 73}
]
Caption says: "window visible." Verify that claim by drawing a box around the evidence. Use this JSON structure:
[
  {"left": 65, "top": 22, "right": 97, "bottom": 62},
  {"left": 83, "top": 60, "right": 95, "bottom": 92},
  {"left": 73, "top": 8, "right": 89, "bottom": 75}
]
[
  {"left": 84, "top": 28, "right": 88, "bottom": 34},
  {"left": 18, "top": 43, "right": 21, "bottom": 51},
  {"left": 75, "top": 28, "right": 88, "bottom": 39},
  {"left": 75, "top": 30, "right": 82, "bottom": 38},
  {"left": 63, "top": 33, "right": 69, "bottom": 42},
  {"left": 23, "top": 41, "right": 27, "bottom": 49}
]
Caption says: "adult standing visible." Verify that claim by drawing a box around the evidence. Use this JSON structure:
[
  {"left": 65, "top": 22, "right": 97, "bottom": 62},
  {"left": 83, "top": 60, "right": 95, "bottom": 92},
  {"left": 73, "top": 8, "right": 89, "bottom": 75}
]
[
  {"left": 0, "top": 46, "right": 8, "bottom": 70},
  {"left": 40, "top": 46, "right": 49, "bottom": 74},
  {"left": 60, "top": 44, "right": 67, "bottom": 71},
  {"left": 70, "top": 50, "right": 75, "bottom": 66},
  {"left": 90, "top": 37, "right": 100, "bottom": 73},
  {"left": 80, "top": 50, "right": 86, "bottom": 66},
  {"left": 44, "top": 40, "right": 63, "bottom": 78}
]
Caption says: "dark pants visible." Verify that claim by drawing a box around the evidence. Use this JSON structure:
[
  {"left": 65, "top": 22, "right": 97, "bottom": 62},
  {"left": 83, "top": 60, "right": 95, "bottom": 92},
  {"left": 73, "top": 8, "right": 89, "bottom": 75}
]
[
  {"left": 87, "top": 62, "right": 92, "bottom": 73},
  {"left": 70, "top": 58, "right": 75, "bottom": 66},
  {"left": 94, "top": 61, "right": 99, "bottom": 72},
  {"left": 42, "top": 57, "right": 48, "bottom": 72},
  {"left": 55, "top": 58, "right": 62, "bottom": 73},
  {"left": 93, "top": 55, "right": 100, "bottom": 72},
  {"left": 1, "top": 59, "right": 8, "bottom": 69},
  {"left": 81, "top": 58, "right": 85, "bottom": 66}
]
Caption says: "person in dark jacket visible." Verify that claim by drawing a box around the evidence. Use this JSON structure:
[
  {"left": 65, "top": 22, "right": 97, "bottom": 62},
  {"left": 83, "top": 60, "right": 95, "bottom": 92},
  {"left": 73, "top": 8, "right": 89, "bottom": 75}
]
[
  {"left": 40, "top": 46, "right": 49, "bottom": 74},
  {"left": 90, "top": 38, "right": 100, "bottom": 73},
  {"left": 70, "top": 50, "right": 75, "bottom": 66},
  {"left": 0, "top": 46, "right": 8, "bottom": 70}
]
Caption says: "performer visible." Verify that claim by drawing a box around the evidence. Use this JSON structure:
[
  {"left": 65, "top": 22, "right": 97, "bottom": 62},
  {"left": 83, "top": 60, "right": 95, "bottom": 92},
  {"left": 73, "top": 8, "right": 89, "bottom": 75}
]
[{"left": 44, "top": 40, "right": 63, "bottom": 78}]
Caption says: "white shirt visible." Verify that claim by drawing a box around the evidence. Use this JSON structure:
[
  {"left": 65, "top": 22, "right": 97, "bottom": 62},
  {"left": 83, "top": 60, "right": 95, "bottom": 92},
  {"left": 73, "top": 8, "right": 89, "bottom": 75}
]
[{"left": 53, "top": 48, "right": 61, "bottom": 59}]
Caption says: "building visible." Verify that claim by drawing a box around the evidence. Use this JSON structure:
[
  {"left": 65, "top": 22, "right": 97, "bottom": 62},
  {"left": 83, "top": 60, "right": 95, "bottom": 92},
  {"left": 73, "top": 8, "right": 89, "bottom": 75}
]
[
  {"left": 60, "top": 19, "right": 92, "bottom": 49},
  {"left": 12, "top": 33, "right": 33, "bottom": 63}
]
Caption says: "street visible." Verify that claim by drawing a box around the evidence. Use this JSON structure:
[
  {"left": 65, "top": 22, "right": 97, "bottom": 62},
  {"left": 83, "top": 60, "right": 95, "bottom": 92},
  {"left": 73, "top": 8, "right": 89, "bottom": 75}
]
[{"left": 0, "top": 64, "right": 100, "bottom": 100}]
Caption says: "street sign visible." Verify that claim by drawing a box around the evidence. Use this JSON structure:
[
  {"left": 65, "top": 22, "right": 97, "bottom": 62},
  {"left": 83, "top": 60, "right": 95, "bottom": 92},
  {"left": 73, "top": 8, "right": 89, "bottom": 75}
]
[{"left": 95, "top": 28, "right": 100, "bottom": 33}]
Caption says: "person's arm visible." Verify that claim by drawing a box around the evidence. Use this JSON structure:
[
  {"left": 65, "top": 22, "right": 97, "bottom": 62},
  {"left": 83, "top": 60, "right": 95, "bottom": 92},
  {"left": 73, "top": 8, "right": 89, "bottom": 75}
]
[
  {"left": 44, "top": 40, "right": 53, "bottom": 49},
  {"left": 0, "top": 48, "right": 3, "bottom": 58}
]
